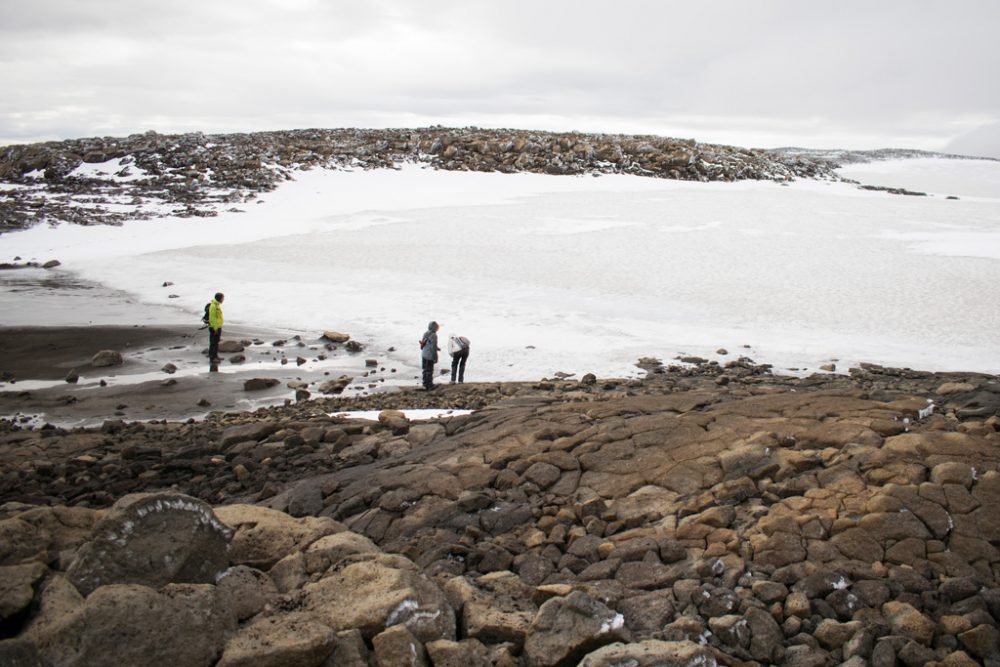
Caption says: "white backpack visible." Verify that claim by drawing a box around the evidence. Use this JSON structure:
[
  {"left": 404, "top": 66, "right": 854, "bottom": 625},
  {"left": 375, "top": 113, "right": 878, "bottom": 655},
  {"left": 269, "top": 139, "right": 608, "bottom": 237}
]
[{"left": 448, "top": 335, "right": 470, "bottom": 354}]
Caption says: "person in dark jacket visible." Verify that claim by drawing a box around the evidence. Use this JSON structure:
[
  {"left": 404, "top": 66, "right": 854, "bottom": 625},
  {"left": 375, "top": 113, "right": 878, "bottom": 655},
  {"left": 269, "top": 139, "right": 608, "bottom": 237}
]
[
  {"left": 207, "top": 292, "right": 224, "bottom": 361},
  {"left": 448, "top": 334, "right": 470, "bottom": 384},
  {"left": 419, "top": 321, "right": 440, "bottom": 390}
]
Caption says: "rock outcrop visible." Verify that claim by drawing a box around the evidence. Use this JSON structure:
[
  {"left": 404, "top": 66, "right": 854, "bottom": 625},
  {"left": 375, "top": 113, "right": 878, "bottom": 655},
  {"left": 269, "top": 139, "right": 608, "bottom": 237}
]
[{"left": 1, "top": 361, "right": 999, "bottom": 665}]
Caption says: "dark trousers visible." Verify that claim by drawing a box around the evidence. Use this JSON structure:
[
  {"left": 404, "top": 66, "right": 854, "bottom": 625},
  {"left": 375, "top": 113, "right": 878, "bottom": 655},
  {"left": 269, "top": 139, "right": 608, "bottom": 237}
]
[
  {"left": 450, "top": 349, "right": 469, "bottom": 383},
  {"left": 421, "top": 357, "right": 435, "bottom": 388},
  {"left": 208, "top": 328, "right": 222, "bottom": 359}
]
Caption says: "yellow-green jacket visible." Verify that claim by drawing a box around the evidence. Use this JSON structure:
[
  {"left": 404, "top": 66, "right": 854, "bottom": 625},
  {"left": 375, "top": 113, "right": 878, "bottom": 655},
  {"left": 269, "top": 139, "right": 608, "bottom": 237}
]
[{"left": 209, "top": 299, "right": 224, "bottom": 330}]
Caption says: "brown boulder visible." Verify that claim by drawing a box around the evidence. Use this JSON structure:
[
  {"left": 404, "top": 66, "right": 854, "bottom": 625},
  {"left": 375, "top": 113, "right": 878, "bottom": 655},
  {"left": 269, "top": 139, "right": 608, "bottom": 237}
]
[
  {"left": 25, "top": 582, "right": 233, "bottom": 667},
  {"left": 217, "top": 612, "right": 336, "bottom": 667}
]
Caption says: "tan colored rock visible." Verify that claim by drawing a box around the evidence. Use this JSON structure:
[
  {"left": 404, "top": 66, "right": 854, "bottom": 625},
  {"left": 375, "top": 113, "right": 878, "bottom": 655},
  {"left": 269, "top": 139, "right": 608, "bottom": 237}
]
[
  {"left": 90, "top": 349, "right": 123, "bottom": 367},
  {"left": 26, "top": 583, "right": 234, "bottom": 667},
  {"left": 936, "top": 382, "right": 975, "bottom": 395},
  {"left": 0, "top": 517, "right": 49, "bottom": 565},
  {"left": 300, "top": 553, "right": 455, "bottom": 642},
  {"left": 214, "top": 504, "right": 345, "bottom": 568},
  {"left": 939, "top": 614, "right": 973, "bottom": 635},
  {"left": 269, "top": 551, "right": 307, "bottom": 593},
  {"left": 814, "top": 618, "right": 862, "bottom": 649},
  {"left": 858, "top": 511, "right": 931, "bottom": 542},
  {"left": 215, "top": 565, "right": 278, "bottom": 621},
  {"left": 11, "top": 505, "right": 102, "bottom": 555},
  {"left": 784, "top": 591, "right": 811, "bottom": 619},
  {"left": 330, "top": 629, "right": 371, "bottom": 667},
  {"left": 0, "top": 561, "right": 47, "bottom": 619},
  {"left": 577, "top": 639, "right": 714, "bottom": 667},
  {"left": 304, "top": 531, "right": 380, "bottom": 573},
  {"left": 753, "top": 531, "right": 806, "bottom": 568},
  {"left": 217, "top": 612, "right": 336, "bottom": 667},
  {"left": 322, "top": 331, "right": 350, "bottom": 343},
  {"left": 372, "top": 623, "right": 428, "bottom": 666},
  {"left": 958, "top": 624, "right": 1000, "bottom": 661},
  {"left": 883, "top": 600, "right": 936, "bottom": 645},
  {"left": 425, "top": 638, "right": 491, "bottom": 667},
  {"left": 462, "top": 598, "right": 532, "bottom": 648},
  {"left": 939, "top": 650, "right": 986, "bottom": 667}
]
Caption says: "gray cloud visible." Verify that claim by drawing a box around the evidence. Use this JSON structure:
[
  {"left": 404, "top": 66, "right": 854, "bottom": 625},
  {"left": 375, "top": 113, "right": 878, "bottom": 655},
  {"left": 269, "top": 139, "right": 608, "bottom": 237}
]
[{"left": 2, "top": 0, "right": 998, "bottom": 152}]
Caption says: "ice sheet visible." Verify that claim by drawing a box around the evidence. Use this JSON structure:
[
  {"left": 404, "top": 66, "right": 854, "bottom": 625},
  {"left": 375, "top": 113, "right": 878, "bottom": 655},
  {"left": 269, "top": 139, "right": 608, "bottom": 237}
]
[{"left": 2, "top": 160, "right": 1000, "bottom": 378}]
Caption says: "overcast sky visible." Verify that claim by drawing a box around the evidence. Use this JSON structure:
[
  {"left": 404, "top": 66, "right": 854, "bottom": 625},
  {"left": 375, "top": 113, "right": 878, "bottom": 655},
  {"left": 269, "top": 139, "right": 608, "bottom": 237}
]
[{"left": 3, "top": 0, "right": 999, "bottom": 155}]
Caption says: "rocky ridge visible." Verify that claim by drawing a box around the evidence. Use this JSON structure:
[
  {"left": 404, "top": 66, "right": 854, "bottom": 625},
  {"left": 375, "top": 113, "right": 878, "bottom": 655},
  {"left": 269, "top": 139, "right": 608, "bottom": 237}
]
[
  {"left": 0, "top": 127, "right": 843, "bottom": 232},
  {"left": 2, "top": 359, "right": 999, "bottom": 666}
]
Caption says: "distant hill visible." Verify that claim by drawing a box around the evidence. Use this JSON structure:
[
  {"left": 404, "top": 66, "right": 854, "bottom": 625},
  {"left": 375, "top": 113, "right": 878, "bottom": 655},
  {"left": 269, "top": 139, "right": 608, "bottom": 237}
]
[
  {"left": 2, "top": 127, "right": 994, "bottom": 233},
  {"left": 0, "top": 127, "right": 843, "bottom": 232}
]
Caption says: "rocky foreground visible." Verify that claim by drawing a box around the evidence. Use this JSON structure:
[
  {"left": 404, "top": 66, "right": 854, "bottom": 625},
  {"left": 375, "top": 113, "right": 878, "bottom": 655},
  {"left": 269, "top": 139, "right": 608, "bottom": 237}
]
[
  {"left": 2, "top": 358, "right": 1000, "bottom": 666},
  {"left": 0, "top": 127, "right": 850, "bottom": 232}
]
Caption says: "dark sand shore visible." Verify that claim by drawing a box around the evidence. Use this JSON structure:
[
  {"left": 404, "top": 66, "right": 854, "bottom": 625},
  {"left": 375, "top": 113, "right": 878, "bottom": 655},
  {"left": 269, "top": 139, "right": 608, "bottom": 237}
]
[
  {"left": 0, "top": 325, "right": 415, "bottom": 426},
  {"left": 0, "top": 325, "right": 197, "bottom": 380}
]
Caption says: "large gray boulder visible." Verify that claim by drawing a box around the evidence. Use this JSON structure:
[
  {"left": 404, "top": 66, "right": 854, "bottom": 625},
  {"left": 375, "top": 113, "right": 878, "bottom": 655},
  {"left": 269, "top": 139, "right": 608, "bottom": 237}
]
[{"left": 66, "top": 492, "right": 233, "bottom": 596}]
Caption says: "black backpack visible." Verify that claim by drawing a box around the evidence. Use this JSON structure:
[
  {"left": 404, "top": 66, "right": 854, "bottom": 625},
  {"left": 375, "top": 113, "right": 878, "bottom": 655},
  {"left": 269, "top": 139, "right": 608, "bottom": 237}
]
[{"left": 202, "top": 302, "right": 211, "bottom": 325}]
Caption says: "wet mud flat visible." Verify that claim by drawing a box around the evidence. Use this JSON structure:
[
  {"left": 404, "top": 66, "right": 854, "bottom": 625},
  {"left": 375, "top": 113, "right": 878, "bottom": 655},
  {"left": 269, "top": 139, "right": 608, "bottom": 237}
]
[{"left": 0, "top": 324, "right": 416, "bottom": 427}]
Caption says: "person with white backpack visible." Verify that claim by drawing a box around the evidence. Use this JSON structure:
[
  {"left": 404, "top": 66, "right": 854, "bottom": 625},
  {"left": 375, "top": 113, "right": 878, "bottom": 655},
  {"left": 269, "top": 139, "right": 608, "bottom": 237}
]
[{"left": 448, "top": 334, "right": 470, "bottom": 384}]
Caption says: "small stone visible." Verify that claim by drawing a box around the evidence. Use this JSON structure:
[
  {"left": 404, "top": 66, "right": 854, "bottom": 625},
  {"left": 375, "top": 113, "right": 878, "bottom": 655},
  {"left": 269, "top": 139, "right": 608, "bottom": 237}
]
[
  {"left": 322, "top": 331, "right": 350, "bottom": 343},
  {"left": 244, "top": 378, "right": 280, "bottom": 391},
  {"left": 91, "top": 350, "right": 124, "bottom": 367}
]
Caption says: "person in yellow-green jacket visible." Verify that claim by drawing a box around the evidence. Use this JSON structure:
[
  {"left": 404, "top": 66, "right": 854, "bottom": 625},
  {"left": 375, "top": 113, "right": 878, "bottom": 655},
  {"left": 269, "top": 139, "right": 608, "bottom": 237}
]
[{"left": 208, "top": 292, "right": 224, "bottom": 361}]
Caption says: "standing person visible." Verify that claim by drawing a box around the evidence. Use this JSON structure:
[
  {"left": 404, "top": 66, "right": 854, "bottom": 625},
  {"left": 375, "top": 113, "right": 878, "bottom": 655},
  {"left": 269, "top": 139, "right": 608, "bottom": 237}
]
[
  {"left": 208, "top": 292, "right": 224, "bottom": 361},
  {"left": 419, "top": 321, "right": 440, "bottom": 390},
  {"left": 448, "top": 334, "right": 470, "bottom": 384}
]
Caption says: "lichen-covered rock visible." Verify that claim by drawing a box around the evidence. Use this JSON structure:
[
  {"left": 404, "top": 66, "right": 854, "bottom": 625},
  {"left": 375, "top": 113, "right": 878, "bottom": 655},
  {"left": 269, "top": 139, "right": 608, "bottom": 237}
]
[{"left": 66, "top": 492, "right": 232, "bottom": 596}]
